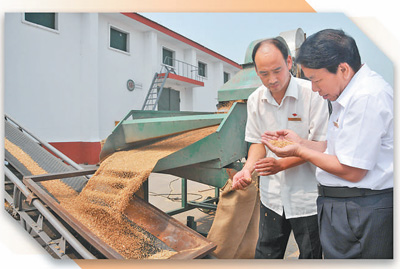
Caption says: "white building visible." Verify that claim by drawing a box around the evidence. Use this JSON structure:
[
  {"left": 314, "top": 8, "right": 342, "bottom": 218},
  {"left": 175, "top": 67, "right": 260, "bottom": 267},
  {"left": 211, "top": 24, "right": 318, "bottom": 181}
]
[{"left": 4, "top": 13, "right": 241, "bottom": 164}]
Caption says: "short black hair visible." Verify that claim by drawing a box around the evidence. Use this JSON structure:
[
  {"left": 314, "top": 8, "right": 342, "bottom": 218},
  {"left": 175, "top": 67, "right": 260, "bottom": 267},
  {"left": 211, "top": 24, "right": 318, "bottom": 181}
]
[
  {"left": 296, "top": 29, "right": 361, "bottom": 74},
  {"left": 252, "top": 38, "right": 289, "bottom": 64}
]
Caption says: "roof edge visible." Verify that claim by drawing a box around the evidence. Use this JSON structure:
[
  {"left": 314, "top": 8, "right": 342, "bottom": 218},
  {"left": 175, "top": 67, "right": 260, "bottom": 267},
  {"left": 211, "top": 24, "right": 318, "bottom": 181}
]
[{"left": 121, "top": 12, "right": 242, "bottom": 69}]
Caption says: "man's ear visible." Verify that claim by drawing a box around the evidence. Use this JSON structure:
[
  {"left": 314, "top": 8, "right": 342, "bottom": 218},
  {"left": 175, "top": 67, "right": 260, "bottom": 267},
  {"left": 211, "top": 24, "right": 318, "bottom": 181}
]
[
  {"left": 338, "top": 62, "right": 354, "bottom": 80},
  {"left": 286, "top": 55, "right": 293, "bottom": 70}
]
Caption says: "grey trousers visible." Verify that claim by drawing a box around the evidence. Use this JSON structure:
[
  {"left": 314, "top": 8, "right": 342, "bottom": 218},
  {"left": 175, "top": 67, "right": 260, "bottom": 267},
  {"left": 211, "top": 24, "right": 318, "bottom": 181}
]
[{"left": 317, "top": 191, "right": 393, "bottom": 258}]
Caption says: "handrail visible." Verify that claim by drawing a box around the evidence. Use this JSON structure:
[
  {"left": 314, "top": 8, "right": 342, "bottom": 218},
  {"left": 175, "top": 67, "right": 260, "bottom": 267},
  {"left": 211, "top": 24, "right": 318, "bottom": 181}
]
[{"left": 162, "top": 56, "right": 204, "bottom": 82}]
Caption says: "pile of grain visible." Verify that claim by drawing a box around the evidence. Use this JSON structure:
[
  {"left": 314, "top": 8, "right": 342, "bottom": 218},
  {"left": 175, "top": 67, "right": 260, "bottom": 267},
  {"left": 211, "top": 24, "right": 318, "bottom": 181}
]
[
  {"left": 217, "top": 100, "right": 246, "bottom": 112},
  {"left": 5, "top": 125, "right": 218, "bottom": 259},
  {"left": 268, "top": 139, "right": 294, "bottom": 148}
]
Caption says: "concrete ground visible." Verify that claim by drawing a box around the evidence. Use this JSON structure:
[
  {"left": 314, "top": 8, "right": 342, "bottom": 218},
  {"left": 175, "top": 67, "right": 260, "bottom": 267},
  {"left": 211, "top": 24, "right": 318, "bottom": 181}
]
[{"left": 147, "top": 172, "right": 299, "bottom": 259}]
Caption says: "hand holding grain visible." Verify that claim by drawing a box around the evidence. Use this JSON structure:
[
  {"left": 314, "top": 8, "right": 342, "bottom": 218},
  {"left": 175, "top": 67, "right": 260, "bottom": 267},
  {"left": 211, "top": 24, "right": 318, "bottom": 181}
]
[
  {"left": 232, "top": 169, "right": 252, "bottom": 190},
  {"left": 261, "top": 130, "right": 302, "bottom": 158}
]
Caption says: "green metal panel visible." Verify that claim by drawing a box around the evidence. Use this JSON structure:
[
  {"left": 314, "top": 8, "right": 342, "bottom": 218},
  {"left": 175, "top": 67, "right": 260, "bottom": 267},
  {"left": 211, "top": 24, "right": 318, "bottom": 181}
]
[
  {"left": 160, "top": 161, "right": 244, "bottom": 188},
  {"left": 121, "top": 114, "right": 225, "bottom": 144},
  {"left": 158, "top": 88, "right": 180, "bottom": 111},
  {"left": 153, "top": 102, "right": 248, "bottom": 172},
  {"left": 218, "top": 67, "right": 261, "bottom": 102},
  {"left": 100, "top": 111, "right": 225, "bottom": 162},
  {"left": 243, "top": 38, "right": 263, "bottom": 65},
  {"left": 129, "top": 110, "right": 213, "bottom": 121},
  {"left": 169, "top": 88, "right": 180, "bottom": 111},
  {"left": 157, "top": 87, "right": 169, "bottom": 111}
]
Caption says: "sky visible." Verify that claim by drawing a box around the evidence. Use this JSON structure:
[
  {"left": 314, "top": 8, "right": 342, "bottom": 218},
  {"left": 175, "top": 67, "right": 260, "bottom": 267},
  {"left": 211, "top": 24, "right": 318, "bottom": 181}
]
[{"left": 141, "top": 12, "right": 394, "bottom": 86}]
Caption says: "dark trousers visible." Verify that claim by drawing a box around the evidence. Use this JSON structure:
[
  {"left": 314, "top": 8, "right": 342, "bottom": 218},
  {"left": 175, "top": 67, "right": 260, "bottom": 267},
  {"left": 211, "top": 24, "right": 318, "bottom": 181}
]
[
  {"left": 317, "top": 192, "right": 393, "bottom": 258},
  {"left": 255, "top": 203, "right": 322, "bottom": 259}
]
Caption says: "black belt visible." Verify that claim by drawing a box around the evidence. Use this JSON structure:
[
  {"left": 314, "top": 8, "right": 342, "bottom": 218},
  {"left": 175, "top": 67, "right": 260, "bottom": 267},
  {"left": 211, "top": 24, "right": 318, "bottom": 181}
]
[{"left": 318, "top": 184, "right": 393, "bottom": 198}]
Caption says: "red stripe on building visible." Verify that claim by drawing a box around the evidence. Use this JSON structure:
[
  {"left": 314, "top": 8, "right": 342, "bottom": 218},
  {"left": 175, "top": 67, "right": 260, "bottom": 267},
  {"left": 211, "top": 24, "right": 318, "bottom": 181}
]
[
  {"left": 160, "top": 73, "right": 205, "bottom": 86},
  {"left": 50, "top": 141, "right": 101, "bottom": 165},
  {"left": 121, "top": 12, "right": 242, "bottom": 70}
]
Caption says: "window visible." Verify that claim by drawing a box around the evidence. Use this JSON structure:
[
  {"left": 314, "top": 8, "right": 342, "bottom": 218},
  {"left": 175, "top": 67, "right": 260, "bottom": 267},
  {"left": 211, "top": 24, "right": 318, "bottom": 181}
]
[
  {"left": 224, "top": 72, "right": 230, "bottom": 83},
  {"left": 162, "top": 48, "right": 174, "bottom": 66},
  {"left": 110, "top": 26, "right": 129, "bottom": 52},
  {"left": 198, "top": 61, "right": 207, "bottom": 77},
  {"left": 24, "top": 13, "right": 57, "bottom": 30}
]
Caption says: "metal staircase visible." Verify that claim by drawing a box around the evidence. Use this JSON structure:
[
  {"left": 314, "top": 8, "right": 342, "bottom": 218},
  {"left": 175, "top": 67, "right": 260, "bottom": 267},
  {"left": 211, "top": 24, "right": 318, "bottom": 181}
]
[{"left": 141, "top": 65, "right": 175, "bottom": 110}]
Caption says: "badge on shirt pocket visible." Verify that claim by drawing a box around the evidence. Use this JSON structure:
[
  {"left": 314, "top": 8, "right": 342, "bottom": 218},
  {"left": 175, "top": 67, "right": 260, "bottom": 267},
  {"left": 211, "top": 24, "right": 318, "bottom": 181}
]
[
  {"left": 333, "top": 117, "right": 339, "bottom": 128},
  {"left": 288, "top": 113, "right": 302, "bottom": 121},
  {"left": 287, "top": 113, "right": 307, "bottom": 137}
]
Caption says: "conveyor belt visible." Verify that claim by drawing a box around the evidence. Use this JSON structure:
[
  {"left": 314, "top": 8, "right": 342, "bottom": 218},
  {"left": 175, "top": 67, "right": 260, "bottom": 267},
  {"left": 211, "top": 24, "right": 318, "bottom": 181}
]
[
  {"left": 4, "top": 120, "right": 88, "bottom": 197},
  {"left": 4, "top": 117, "right": 216, "bottom": 259}
]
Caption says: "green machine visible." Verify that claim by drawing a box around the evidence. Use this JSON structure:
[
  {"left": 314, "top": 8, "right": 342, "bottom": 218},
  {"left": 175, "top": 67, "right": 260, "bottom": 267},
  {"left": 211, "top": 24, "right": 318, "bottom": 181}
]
[
  {"left": 100, "top": 103, "right": 248, "bottom": 190},
  {"left": 99, "top": 29, "right": 304, "bottom": 215},
  {"left": 100, "top": 103, "right": 249, "bottom": 215}
]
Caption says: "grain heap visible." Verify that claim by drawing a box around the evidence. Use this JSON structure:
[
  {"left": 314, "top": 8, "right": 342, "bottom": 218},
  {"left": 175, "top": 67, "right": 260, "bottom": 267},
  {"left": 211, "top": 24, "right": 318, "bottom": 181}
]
[
  {"left": 216, "top": 100, "right": 246, "bottom": 113},
  {"left": 268, "top": 139, "right": 294, "bottom": 148},
  {"left": 5, "top": 125, "right": 218, "bottom": 259}
]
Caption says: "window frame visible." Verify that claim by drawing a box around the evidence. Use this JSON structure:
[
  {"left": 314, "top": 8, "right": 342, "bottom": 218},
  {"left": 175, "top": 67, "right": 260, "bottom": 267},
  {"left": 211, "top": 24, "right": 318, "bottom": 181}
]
[
  {"left": 198, "top": 61, "right": 207, "bottom": 78},
  {"left": 162, "top": 47, "right": 175, "bottom": 67},
  {"left": 22, "top": 12, "right": 59, "bottom": 33},
  {"left": 223, "top": 72, "right": 230, "bottom": 83},
  {"left": 108, "top": 24, "right": 130, "bottom": 54}
]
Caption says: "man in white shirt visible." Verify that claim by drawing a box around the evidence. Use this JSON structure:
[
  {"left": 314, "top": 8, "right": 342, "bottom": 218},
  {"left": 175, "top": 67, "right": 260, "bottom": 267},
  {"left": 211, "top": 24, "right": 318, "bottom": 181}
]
[
  {"left": 232, "top": 38, "right": 329, "bottom": 259},
  {"left": 263, "top": 29, "right": 393, "bottom": 258}
]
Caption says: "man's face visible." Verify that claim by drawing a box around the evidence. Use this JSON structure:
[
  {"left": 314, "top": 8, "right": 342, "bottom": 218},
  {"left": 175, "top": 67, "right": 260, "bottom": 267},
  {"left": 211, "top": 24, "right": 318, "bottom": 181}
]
[
  {"left": 254, "top": 44, "right": 292, "bottom": 96},
  {"left": 301, "top": 66, "right": 345, "bottom": 101}
]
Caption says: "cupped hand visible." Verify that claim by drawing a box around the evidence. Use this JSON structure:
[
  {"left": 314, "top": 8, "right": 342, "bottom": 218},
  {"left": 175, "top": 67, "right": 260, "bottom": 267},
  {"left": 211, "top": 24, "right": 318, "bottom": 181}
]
[
  {"left": 261, "top": 138, "right": 300, "bottom": 158},
  {"left": 231, "top": 169, "right": 252, "bottom": 190},
  {"left": 262, "top": 129, "right": 302, "bottom": 144}
]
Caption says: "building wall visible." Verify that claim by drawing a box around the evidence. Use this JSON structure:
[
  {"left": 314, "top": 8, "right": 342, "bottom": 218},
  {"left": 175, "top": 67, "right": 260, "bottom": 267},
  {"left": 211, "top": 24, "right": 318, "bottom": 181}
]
[
  {"left": 4, "top": 12, "right": 241, "bottom": 164},
  {"left": 5, "top": 13, "right": 99, "bottom": 143},
  {"left": 97, "top": 13, "right": 149, "bottom": 140}
]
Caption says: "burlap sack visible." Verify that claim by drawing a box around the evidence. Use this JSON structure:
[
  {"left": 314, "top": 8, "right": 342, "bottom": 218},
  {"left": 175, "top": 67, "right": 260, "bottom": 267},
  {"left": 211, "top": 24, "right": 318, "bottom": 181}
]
[{"left": 207, "top": 174, "right": 260, "bottom": 259}]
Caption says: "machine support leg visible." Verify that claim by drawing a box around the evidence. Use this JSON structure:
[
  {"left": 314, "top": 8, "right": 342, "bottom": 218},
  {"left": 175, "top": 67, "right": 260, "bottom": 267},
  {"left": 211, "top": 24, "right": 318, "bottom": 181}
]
[
  {"left": 186, "top": 216, "right": 197, "bottom": 231},
  {"left": 143, "top": 179, "right": 149, "bottom": 202},
  {"left": 215, "top": 187, "right": 220, "bottom": 200},
  {"left": 181, "top": 178, "right": 188, "bottom": 209}
]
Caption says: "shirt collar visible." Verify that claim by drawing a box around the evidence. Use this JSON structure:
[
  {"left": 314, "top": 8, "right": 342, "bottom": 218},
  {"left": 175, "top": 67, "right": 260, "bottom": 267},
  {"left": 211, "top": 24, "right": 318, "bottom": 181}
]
[
  {"left": 261, "top": 75, "right": 298, "bottom": 104},
  {"left": 335, "top": 64, "right": 369, "bottom": 108}
]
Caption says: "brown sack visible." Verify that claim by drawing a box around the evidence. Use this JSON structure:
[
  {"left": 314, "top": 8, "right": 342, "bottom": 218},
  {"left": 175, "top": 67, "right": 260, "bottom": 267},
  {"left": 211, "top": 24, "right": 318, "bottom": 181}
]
[{"left": 207, "top": 175, "right": 260, "bottom": 259}]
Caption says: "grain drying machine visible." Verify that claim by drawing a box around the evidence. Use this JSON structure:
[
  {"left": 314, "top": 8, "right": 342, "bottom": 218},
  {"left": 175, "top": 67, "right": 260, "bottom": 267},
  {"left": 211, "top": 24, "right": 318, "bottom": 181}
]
[{"left": 3, "top": 29, "right": 305, "bottom": 259}]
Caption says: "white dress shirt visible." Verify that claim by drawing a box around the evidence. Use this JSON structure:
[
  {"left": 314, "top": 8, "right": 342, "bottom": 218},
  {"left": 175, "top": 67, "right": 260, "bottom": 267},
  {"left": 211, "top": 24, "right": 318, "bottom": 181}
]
[
  {"left": 246, "top": 76, "right": 328, "bottom": 218},
  {"left": 316, "top": 64, "right": 393, "bottom": 190}
]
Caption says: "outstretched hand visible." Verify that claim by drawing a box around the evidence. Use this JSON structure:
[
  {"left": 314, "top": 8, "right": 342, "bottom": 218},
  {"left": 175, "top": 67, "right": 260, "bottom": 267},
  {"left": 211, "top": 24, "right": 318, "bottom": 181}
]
[
  {"left": 263, "top": 130, "right": 302, "bottom": 143},
  {"left": 261, "top": 130, "right": 302, "bottom": 158},
  {"left": 231, "top": 169, "right": 252, "bottom": 190}
]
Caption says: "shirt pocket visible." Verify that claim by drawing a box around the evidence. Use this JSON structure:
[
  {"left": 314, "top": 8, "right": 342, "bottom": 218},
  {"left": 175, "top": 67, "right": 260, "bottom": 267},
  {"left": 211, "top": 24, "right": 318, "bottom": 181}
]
[{"left": 287, "top": 120, "right": 309, "bottom": 139}]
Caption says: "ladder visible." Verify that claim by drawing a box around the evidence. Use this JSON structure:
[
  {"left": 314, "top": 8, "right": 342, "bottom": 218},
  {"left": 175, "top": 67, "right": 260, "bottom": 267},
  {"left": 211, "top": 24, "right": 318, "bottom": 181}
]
[{"left": 141, "top": 65, "right": 175, "bottom": 110}]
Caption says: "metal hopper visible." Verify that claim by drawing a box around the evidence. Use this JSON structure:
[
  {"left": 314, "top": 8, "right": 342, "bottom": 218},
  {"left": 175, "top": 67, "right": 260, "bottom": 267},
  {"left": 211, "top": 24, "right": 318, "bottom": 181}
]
[{"left": 100, "top": 102, "right": 248, "bottom": 189}]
